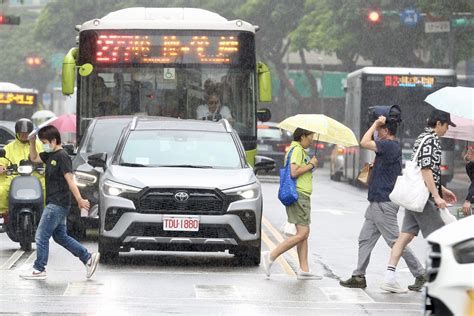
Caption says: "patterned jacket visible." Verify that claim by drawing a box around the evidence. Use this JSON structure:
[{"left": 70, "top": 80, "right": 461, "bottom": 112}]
[{"left": 411, "top": 127, "right": 442, "bottom": 196}]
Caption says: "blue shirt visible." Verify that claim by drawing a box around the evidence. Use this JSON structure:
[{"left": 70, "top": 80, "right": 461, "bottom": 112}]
[{"left": 368, "top": 139, "right": 402, "bottom": 202}]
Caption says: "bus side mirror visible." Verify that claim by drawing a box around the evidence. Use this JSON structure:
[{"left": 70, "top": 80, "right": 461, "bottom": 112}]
[
  {"left": 62, "top": 47, "right": 93, "bottom": 95},
  {"left": 62, "top": 48, "right": 78, "bottom": 95},
  {"left": 257, "top": 61, "right": 272, "bottom": 102}
]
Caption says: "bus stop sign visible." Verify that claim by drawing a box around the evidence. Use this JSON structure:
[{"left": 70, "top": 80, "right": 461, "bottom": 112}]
[{"left": 401, "top": 9, "right": 420, "bottom": 27}]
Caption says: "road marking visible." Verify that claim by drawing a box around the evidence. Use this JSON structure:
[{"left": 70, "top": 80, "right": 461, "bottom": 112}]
[
  {"left": 63, "top": 282, "right": 104, "bottom": 296},
  {"left": 0, "top": 249, "right": 25, "bottom": 270},
  {"left": 194, "top": 285, "right": 240, "bottom": 299},
  {"left": 17, "top": 251, "right": 37, "bottom": 271},
  {"left": 313, "top": 208, "right": 353, "bottom": 216},
  {"left": 261, "top": 231, "right": 296, "bottom": 276},
  {"left": 320, "top": 287, "right": 375, "bottom": 303},
  {"left": 262, "top": 217, "right": 299, "bottom": 264}
]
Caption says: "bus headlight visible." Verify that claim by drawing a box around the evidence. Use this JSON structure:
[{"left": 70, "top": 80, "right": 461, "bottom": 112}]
[{"left": 74, "top": 171, "right": 97, "bottom": 187}]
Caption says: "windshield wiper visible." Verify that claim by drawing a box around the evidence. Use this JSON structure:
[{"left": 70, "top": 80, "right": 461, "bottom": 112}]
[
  {"left": 120, "top": 162, "right": 148, "bottom": 167},
  {"left": 162, "top": 164, "right": 214, "bottom": 169}
]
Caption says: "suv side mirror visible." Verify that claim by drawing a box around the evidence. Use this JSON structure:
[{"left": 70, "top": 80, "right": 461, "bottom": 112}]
[
  {"left": 254, "top": 155, "right": 275, "bottom": 175},
  {"left": 0, "top": 148, "right": 5, "bottom": 158},
  {"left": 63, "top": 144, "right": 75, "bottom": 156},
  {"left": 88, "top": 152, "right": 107, "bottom": 169}
]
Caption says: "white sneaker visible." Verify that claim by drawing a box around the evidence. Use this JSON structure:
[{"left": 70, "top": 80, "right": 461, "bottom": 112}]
[
  {"left": 85, "top": 252, "right": 100, "bottom": 279},
  {"left": 19, "top": 268, "right": 47, "bottom": 280},
  {"left": 297, "top": 269, "right": 323, "bottom": 280},
  {"left": 380, "top": 281, "right": 408, "bottom": 293},
  {"left": 262, "top": 251, "right": 273, "bottom": 278}
]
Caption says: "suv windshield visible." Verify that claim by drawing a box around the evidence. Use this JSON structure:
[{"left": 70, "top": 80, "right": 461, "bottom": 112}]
[
  {"left": 119, "top": 130, "right": 242, "bottom": 169},
  {"left": 83, "top": 119, "right": 130, "bottom": 154}
]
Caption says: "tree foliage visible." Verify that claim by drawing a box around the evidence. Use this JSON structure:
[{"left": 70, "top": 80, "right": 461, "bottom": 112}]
[
  {"left": 291, "top": 0, "right": 474, "bottom": 70},
  {"left": 1, "top": 0, "right": 472, "bottom": 118}
]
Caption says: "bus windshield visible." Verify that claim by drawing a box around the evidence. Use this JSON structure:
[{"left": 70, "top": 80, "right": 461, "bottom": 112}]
[
  {"left": 360, "top": 74, "right": 456, "bottom": 148},
  {"left": 78, "top": 67, "right": 255, "bottom": 137},
  {"left": 77, "top": 29, "right": 257, "bottom": 139}
]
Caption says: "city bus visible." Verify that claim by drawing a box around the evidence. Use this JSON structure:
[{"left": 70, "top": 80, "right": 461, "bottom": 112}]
[
  {"left": 61, "top": 7, "right": 271, "bottom": 166},
  {"left": 343, "top": 67, "right": 456, "bottom": 185},
  {"left": 0, "top": 82, "right": 38, "bottom": 121}
]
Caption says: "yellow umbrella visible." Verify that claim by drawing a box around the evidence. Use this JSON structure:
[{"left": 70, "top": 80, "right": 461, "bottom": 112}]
[{"left": 277, "top": 114, "right": 359, "bottom": 147}]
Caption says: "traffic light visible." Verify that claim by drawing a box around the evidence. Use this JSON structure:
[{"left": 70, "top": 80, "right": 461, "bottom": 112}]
[
  {"left": 0, "top": 15, "right": 21, "bottom": 25},
  {"left": 25, "top": 56, "right": 44, "bottom": 67},
  {"left": 367, "top": 10, "right": 382, "bottom": 24}
]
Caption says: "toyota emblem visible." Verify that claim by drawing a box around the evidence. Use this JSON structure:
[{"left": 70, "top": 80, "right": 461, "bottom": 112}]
[{"left": 174, "top": 191, "right": 189, "bottom": 202}]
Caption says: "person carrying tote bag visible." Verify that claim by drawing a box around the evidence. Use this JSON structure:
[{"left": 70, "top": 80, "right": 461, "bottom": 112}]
[
  {"left": 381, "top": 109, "right": 458, "bottom": 294},
  {"left": 263, "top": 128, "right": 320, "bottom": 280},
  {"left": 389, "top": 134, "right": 432, "bottom": 212}
]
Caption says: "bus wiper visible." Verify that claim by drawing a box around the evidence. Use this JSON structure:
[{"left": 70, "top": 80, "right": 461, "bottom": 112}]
[
  {"left": 163, "top": 164, "right": 214, "bottom": 169},
  {"left": 120, "top": 162, "right": 148, "bottom": 167}
]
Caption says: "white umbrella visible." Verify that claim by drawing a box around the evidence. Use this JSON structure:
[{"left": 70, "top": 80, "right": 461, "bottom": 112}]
[
  {"left": 424, "top": 86, "right": 474, "bottom": 120},
  {"left": 31, "top": 110, "right": 56, "bottom": 120}
]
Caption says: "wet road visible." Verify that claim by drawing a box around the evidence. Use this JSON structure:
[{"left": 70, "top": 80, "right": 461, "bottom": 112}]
[{"left": 0, "top": 167, "right": 460, "bottom": 315}]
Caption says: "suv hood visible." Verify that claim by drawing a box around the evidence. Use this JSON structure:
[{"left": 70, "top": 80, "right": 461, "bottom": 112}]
[
  {"left": 427, "top": 215, "right": 474, "bottom": 246},
  {"left": 105, "top": 165, "right": 256, "bottom": 190}
]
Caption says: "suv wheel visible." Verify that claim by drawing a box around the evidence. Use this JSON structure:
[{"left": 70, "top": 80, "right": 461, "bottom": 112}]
[
  {"left": 98, "top": 239, "right": 119, "bottom": 263},
  {"left": 234, "top": 242, "right": 261, "bottom": 266}
]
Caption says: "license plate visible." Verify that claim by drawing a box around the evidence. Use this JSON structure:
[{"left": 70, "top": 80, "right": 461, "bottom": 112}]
[
  {"left": 257, "top": 144, "right": 270, "bottom": 151},
  {"left": 163, "top": 215, "right": 200, "bottom": 231}
]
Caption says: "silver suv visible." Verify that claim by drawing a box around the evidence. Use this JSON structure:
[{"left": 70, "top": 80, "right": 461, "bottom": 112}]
[{"left": 88, "top": 117, "right": 263, "bottom": 265}]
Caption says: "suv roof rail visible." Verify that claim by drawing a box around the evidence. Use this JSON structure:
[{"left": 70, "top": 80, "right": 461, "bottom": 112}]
[
  {"left": 218, "top": 119, "right": 232, "bottom": 132},
  {"left": 131, "top": 116, "right": 139, "bottom": 130}
]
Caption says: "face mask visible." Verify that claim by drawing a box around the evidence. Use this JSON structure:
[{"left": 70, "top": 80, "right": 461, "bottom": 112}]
[{"left": 42, "top": 143, "right": 53, "bottom": 153}]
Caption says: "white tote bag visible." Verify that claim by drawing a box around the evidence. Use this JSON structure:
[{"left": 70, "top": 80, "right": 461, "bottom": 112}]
[{"left": 389, "top": 135, "right": 431, "bottom": 213}]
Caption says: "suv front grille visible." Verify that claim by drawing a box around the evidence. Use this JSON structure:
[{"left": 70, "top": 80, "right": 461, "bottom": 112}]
[
  {"left": 121, "top": 188, "right": 228, "bottom": 215},
  {"left": 427, "top": 242, "right": 441, "bottom": 282}
]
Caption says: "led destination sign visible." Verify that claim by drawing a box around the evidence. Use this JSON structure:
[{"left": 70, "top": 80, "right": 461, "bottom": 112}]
[
  {"left": 0, "top": 92, "right": 36, "bottom": 106},
  {"left": 94, "top": 33, "right": 241, "bottom": 64},
  {"left": 384, "top": 75, "right": 435, "bottom": 88}
]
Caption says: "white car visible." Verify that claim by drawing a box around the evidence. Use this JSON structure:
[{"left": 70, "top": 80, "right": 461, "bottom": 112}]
[{"left": 425, "top": 215, "right": 474, "bottom": 316}]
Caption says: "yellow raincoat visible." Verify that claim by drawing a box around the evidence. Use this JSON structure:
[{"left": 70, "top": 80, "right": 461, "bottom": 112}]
[{"left": 0, "top": 138, "right": 45, "bottom": 214}]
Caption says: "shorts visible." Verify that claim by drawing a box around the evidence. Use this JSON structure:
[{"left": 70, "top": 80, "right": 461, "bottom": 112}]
[
  {"left": 401, "top": 199, "right": 445, "bottom": 238},
  {"left": 286, "top": 192, "right": 311, "bottom": 226}
]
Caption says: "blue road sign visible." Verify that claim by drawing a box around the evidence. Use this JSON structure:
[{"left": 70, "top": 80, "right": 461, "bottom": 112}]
[{"left": 401, "top": 8, "right": 421, "bottom": 27}]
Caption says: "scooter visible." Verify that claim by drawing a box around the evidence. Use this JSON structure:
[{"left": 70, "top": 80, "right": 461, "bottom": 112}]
[{"left": 0, "top": 149, "right": 44, "bottom": 251}]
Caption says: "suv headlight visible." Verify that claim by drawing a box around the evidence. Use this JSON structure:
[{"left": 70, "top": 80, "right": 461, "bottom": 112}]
[
  {"left": 103, "top": 179, "right": 141, "bottom": 196},
  {"left": 74, "top": 171, "right": 97, "bottom": 187},
  {"left": 453, "top": 238, "right": 474, "bottom": 264},
  {"left": 223, "top": 182, "right": 260, "bottom": 200}
]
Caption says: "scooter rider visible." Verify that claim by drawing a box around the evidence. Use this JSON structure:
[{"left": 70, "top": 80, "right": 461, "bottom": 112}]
[{"left": 0, "top": 118, "right": 45, "bottom": 216}]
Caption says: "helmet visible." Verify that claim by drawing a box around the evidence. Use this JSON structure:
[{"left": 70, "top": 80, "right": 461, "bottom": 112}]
[{"left": 15, "top": 118, "right": 34, "bottom": 134}]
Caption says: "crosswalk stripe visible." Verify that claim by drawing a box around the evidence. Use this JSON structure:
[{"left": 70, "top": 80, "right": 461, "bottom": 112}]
[
  {"left": 0, "top": 249, "right": 24, "bottom": 270},
  {"left": 261, "top": 231, "right": 296, "bottom": 276},
  {"left": 262, "top": 216, "right": 299, "bottom": 264}
]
